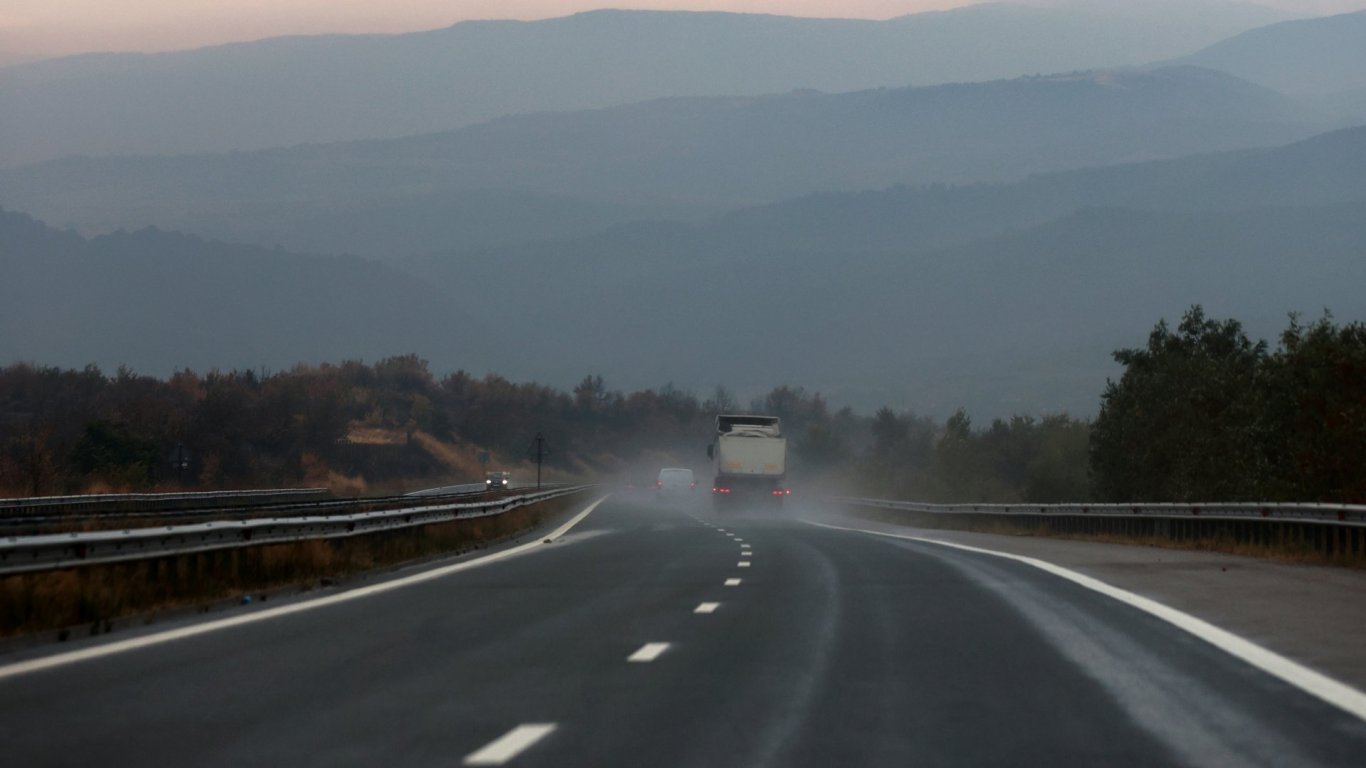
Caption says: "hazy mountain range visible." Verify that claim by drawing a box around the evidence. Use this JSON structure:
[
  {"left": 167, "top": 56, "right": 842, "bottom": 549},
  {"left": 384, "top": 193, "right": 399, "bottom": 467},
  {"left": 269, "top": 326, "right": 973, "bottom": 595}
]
[
  {"left": 400, "top": 127, "right": 1366, "bottom": 414},
  {"left": 1173, "top": 10, "right": 1366, "bottom": 95},
  {"left": 0, "top": 211, "right": 497, "bottom": 375},
  {"left": 0, "top": 66, "right": 1331, "bottom": 256},
  {"left": 6, "top": 128, "right": 1364, "bottom": 416},
  {"left": 0, "top": 2, "right": 1293, "bottom": 167},
  {"left": 2, "top": 5, "right": 1364, "bottom": 417},
  {"left": 705, "top": 125, "right": 1366, "bottom": 254}
]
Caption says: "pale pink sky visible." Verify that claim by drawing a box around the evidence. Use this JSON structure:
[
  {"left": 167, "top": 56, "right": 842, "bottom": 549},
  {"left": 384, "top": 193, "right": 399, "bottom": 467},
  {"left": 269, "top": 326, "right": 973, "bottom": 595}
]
[{"left": 1, "top": 0, "right": 1363, "bottom": 64}]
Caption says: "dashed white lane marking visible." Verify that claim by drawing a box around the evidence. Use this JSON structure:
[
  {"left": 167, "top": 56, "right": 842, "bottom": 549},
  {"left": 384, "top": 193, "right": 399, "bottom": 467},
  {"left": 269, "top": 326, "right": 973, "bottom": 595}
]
[
  {"left": 738, "top": 561, "right": 751, "bottom": 568},
  {"left": 627, "top": 642, "right": 671, "bottom": 662},
  {"left": 805, "top": 519, "right": 1366, "bottom": 724},
  {"left": 694, "top": 602, "right": 720, "bottom": 614},
  {"left": 0, "top": 496, "right": 612, "bottom": 682},
  {"left": 725, "top": 579, "right": 742, "bottom": 587},
  {"left": 463, "top": 723, "right": 558, "bottom": 766},
  {"left": 734, "top": 538, "right": 744, "bottom": 542}
]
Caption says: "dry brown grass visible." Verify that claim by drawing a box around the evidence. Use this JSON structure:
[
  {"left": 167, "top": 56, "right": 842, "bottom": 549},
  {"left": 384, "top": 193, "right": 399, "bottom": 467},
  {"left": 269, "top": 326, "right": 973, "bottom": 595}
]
[
  {"left": 301, "top": 451, "right": 368, "bottom": 496},
  {"left": 410, "top": 432, "right": 483, "bottom": 478},
  {"left": 0, "top": 492, "right": 588, "bottom": 639},
  {"left": 344, "top": 426, "right": 407, "bottom": 445},
  {"left": 78, "top": 479, "right": 133, "bottom": 495},
  {"left": 407, "top": 431, "right": 587, "bottom": 488}
]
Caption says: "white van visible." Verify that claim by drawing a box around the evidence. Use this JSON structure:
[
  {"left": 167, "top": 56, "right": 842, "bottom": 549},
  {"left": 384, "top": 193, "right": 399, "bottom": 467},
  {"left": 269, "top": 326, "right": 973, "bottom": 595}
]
[{"left": 656, "top": 468, "right": 696, "bottom": 500}]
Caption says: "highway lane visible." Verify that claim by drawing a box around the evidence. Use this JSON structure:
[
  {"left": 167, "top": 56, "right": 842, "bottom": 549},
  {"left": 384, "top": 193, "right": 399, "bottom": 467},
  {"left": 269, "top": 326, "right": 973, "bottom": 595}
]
[{"left": 2, "top": 494, "right": 1364, "bottom": 766}]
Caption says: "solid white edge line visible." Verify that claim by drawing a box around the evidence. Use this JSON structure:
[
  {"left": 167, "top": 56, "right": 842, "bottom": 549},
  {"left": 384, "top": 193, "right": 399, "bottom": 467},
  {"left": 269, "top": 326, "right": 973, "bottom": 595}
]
[
  {"left": 805, "top": 519, "right": 1366, "bottom": 723},
  {"left": 694, "top": 602, "right": 720, "bottom": 614},
  {"left": 0, "top": 495, "right": 612, "bottom": 682},
  {"left": 627, "top": 642, "right": 671, "bottom": 662},
  {"left": 725, "top": 578, "right": 742, "bottom": 586},
  {"left": 463, "top": 723, "right": 558, "bottom": 765}
]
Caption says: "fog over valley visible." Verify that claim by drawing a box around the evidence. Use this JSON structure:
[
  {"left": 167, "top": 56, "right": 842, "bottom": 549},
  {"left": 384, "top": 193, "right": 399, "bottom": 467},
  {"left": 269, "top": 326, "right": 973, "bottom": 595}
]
[
  {"left": 3, "top": 1, "right": 1364, "bottom": 419},
  {"left": 0, "top": 2, "right": 1299, "bottom": 165}
]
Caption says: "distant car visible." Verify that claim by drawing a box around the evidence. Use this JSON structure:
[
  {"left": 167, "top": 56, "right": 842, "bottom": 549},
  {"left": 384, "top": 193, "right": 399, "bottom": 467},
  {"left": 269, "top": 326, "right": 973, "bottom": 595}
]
[
  {"left": 485, "top": 471, "right": 510, "bottom": 489},
  {"left": 656, "top": 468, "right": 696, "bottom": 501}
]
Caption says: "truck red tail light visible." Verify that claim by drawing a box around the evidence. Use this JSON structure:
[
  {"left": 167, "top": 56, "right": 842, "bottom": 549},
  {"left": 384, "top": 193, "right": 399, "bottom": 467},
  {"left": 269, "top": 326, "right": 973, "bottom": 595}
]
[
  {"left": 712, "top": 487, "right": 731, "bottom": 494},
  {"left": 771, "top": 489, "right": 791, "bottom": 496}
]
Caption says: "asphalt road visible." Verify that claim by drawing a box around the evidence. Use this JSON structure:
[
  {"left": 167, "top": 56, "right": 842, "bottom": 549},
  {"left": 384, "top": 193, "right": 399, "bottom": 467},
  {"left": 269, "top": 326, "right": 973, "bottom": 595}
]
[{"left": 2, "top": 494, "right": 1365, "bottom": 767}]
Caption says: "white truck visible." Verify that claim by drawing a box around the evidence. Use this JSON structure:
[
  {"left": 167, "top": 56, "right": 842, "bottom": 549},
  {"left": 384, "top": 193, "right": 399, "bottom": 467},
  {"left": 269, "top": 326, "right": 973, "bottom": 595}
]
[{"left": 707, "top": 414, "right": 788, "bottom": 508}]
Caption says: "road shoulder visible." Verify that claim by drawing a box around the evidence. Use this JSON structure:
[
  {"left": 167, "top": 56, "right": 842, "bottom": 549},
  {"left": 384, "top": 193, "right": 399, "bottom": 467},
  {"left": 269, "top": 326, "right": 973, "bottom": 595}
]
[{"left": 807, "top": 507, "right": 1366, "bottom": 692}]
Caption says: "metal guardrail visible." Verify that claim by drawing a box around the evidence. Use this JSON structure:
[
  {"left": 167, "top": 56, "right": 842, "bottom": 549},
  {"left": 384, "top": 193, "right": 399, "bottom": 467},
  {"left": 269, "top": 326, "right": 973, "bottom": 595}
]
[
  {"left": 837, "top": 496, "right": 1366, "bottom": 564},
  {"left": 833, "top": 498, "right": 1366, "bottom": 527},
  {"left": 405, "top": 483, "right": 488, "bottom": 497},
  {"left": 0, "top": 485, "right": 555, "bottom": 531},
  {"left": 0, "top": 485, "right": 593, "bottom": 576},
  {"left": 0, "top": 488, "right": 330, "bottom": 516}
]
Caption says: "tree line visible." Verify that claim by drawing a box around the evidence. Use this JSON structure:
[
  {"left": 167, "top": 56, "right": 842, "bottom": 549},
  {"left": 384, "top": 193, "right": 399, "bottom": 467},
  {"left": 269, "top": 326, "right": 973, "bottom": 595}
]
[
  {"left": 0, "top": 355, "right": 1087, "bottom": 501},
  {"left": 1091, "top": 307, "right": 1365, "bottom": 503},
  {"left": 1, "top": 307, "right": 1360, "bottom": 503}
]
